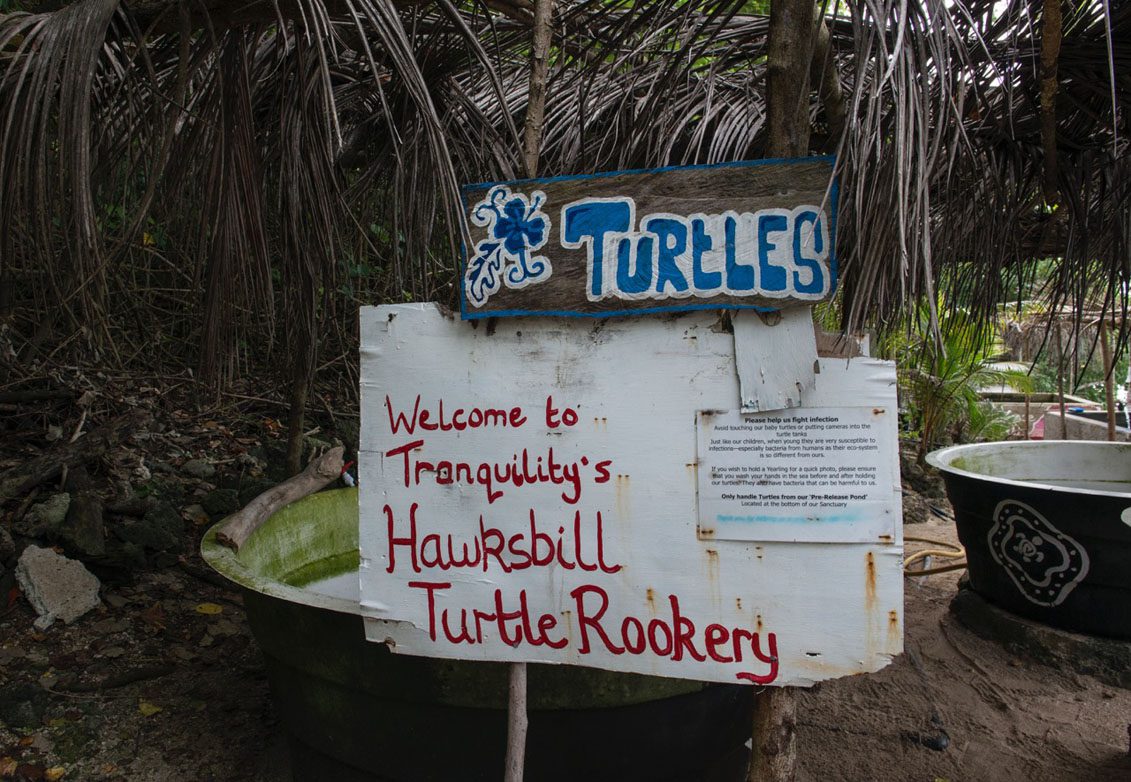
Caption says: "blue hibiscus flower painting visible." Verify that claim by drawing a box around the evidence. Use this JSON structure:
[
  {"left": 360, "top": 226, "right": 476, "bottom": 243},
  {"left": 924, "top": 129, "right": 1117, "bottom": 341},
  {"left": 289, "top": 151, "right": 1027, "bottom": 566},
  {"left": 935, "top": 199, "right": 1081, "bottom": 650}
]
[{"left": 466, "top": 186, "right": 552, "bottom": 307}]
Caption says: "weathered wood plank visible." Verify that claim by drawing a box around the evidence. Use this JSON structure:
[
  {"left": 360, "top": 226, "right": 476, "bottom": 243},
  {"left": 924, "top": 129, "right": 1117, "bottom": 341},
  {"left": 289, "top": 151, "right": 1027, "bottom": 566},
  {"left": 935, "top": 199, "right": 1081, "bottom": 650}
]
[
  {"left": 733, "top": 307, "right": 818, "bottom": 413},
  {"left": 460, "top": 157, "right": 838, "bottom": 318}
]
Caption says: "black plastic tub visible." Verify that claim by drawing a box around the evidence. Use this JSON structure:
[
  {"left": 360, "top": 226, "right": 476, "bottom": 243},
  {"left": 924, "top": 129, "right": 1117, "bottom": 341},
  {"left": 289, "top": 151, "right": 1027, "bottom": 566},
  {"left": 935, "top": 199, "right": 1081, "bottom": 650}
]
[
  {"left": 927, "top": 441, "right": 1131, "bottom": 639},
  {"left": 202, "top": 488, "right": 752, "bottom": 781}
]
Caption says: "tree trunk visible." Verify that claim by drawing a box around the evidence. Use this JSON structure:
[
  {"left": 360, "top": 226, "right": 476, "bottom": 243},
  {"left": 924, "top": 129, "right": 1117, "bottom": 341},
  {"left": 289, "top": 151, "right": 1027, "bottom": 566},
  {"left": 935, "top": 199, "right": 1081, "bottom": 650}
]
[
  {"left": 749, "top": 687, "right": 797, "bottom": 781},
  {"left": 521, "top": 0, "right": 554, "bottom": 179},
  {"left": 285, "top": 363, "right": 311, "bottom": 477},
  {"left": 766, "top": 0, "right": 816, "bottom": 158},
  {"left": 809, "top": 14, "right": 845, "bottom": 151},
  {"left": 1038, "top": 0, "right": 1064, "bottom": 206},
  {"left": 747, "top": 1, "right": 814, "bottom": 777}
]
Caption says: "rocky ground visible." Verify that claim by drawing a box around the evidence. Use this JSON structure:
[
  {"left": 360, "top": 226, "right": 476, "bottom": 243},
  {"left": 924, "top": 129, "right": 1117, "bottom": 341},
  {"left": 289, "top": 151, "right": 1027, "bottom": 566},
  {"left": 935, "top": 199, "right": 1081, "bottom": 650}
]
[{"left": 0, "top": 381, "right": 1129, "bottom": 781}]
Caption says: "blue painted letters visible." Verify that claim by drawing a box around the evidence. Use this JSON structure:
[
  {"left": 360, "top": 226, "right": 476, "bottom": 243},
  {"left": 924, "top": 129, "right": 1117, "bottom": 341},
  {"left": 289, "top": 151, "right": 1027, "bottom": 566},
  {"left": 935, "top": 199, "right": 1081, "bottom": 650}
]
[{"left": 560, "top": 198, "right": 831, "bottom": 303}]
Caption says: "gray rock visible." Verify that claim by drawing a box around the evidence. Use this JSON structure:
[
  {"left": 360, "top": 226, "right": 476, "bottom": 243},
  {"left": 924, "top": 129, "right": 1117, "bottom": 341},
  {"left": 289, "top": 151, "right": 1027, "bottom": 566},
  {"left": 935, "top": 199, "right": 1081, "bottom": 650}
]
[
  {"left": 22, "top": 493, "right": 71, "bottom": 535},
  {"left": 0, "top": 682, "right": 49, "bottom": 728},
  {"left": 0, "top": 523, "right": 14, "bottom": 561},
  {"left": 114, "top": 520, "right": 175, "bottom": 552},
  {"left": 113, "top": 502, "right": 183, "bottom": 553},
  {"left": 182, "top": 504, "right": 210, "bottom": 527},
  {"left": 146, "top": 502, "right": 185, "bottom": 537},
  {"left": 182, "top": 459, "right": 216, "bottom": 480},
  {"left": 59, "top": 493, "right": 106, "bottom": 558},
  {"left": 202, "top": 488, "right": 239, "bottom": 517},
  {"left": 14, "top": 545, "right": 101, "bottom": 630}
]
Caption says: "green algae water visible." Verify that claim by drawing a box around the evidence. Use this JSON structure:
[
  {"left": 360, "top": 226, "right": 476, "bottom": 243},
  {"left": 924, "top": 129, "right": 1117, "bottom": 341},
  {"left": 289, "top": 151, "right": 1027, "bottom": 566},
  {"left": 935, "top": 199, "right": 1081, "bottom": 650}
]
[{"left": 282, "top": 550, "right": 359, "bottom": 599}]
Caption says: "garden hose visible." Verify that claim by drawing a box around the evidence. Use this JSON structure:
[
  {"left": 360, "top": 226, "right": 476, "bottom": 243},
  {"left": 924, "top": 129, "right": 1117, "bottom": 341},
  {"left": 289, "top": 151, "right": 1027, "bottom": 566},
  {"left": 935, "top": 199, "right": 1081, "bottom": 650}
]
[{"left": 903, "top": 535, "right": 966, "bottom": 577}]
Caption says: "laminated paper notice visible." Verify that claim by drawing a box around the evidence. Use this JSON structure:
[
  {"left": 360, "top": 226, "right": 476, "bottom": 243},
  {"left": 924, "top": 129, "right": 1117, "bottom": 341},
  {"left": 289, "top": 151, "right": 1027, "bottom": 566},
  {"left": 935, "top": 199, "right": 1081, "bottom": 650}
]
[{"left": 696, "top": 407, "right": 899, "bottom": 543}]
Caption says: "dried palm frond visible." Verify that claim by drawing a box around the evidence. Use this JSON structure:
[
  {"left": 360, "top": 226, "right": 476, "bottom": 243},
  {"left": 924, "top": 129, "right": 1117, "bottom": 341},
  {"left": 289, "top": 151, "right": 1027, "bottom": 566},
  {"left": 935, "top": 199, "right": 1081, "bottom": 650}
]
[{"left": 0, "top": 0, "right": 1127, "bottom": 388}]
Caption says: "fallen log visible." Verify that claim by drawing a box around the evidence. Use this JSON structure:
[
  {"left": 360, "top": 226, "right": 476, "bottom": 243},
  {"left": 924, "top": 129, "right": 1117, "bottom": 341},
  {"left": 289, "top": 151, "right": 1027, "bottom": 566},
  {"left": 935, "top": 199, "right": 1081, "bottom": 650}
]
[
  {"left": 0, "top": 409, "right": 150, "bottom": 502},
  {"left": 215, "top": 446, "right": 344, "bottom": 552}
]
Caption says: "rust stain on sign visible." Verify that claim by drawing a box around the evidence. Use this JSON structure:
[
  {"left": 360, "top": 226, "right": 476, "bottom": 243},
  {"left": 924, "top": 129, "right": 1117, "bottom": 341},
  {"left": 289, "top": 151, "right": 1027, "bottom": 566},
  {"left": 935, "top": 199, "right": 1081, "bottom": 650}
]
[
  {"left": 615, "top": 474, "right": 631, "bottom": 521},
  {"left": 705, "top": 549, "right": 720, "bottom": 604},
  {"left": 887, "top": 609, "right": 901, "bottom": 651},
  {"left": 865, "top": 551, "right": 877, "bottom": 610}
]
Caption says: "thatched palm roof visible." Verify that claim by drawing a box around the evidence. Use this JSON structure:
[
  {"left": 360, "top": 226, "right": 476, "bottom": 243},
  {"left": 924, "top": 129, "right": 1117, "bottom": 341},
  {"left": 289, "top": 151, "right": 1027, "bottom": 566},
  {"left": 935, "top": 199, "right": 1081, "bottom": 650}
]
[{"left": 0, "top": 0, "right": 1127, "bottom": 379}]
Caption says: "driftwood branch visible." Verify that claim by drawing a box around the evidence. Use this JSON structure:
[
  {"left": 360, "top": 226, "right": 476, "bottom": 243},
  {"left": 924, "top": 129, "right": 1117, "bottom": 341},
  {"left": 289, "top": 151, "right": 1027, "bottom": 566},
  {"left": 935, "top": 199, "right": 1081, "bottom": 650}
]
[
  {"left": 215, "top": 446, "right": 344, "bottom": 551},
  {"left": 0, "top": 409, "right": 150, "bottom": 502}
]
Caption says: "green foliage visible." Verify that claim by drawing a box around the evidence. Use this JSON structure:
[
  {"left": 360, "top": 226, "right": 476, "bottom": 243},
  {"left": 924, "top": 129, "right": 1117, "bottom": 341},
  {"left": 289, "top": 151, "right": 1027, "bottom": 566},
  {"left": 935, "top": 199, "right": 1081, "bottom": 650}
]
[
  {"left": 877, "top": 303, "right": 1032, "bottom": 460},
  {"left": 1027, "top": 339, "right": 1129, "bottom": 404}
]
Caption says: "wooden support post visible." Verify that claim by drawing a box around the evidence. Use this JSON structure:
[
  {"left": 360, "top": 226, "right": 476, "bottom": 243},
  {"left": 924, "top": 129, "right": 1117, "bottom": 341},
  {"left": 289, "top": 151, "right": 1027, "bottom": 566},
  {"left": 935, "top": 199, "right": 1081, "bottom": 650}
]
[
  {"left": 504, "top": 662, "right": 529, "bottom": 782},
  {"left": 750, "top": 0, "right": 819, "bottom": 774},
  {"left": 504, "top": 2, "right": 553, "bottom": 779},
  {"left": 748, "top": 687, "right": 797, "bottom": 781},
  {"left": 1101, "top": 319, "right": 1116, "bottom": 441},
  {"left": 1024, "top": 393, "right": 1031, "bottom": 440},
  {"left": 1056, "top": 322, "right": 1067, "bottom": 440}
]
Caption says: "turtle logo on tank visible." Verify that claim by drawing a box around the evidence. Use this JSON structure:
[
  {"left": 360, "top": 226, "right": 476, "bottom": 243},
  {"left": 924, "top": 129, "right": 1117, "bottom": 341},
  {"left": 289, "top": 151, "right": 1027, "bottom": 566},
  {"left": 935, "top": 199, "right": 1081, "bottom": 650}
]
[{"left": 987, "top": 500, "right": 1089, "bottom": 607}]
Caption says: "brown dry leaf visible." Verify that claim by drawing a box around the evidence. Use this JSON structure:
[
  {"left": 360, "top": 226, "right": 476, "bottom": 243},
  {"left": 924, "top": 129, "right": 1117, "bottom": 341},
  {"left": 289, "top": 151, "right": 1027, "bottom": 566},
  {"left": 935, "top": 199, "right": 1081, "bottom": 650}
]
[
  {"left": 194, "top": 603, "right": 223, "bottom": 616},
  {"left": 139, "top": 602, "right": 166, "bottom": 631},
  {"left": 0, "top": 757, "right": 16, "bottom": 778},
  {"left": 138, "top": 700, "right": 162, "bottom": 717},
  {"left": 44, "top": 767, "right": 65, "bottom": 781},
  {"left": 17, "top": 737, "right": 33, "bottom": 748}
]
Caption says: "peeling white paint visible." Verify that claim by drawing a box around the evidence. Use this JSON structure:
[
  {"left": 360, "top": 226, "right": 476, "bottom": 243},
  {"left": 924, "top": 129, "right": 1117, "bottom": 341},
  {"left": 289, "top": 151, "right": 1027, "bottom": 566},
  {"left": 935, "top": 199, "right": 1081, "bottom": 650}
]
[{"left": 358, "top": 303, "right": 903, "bottom": 687}]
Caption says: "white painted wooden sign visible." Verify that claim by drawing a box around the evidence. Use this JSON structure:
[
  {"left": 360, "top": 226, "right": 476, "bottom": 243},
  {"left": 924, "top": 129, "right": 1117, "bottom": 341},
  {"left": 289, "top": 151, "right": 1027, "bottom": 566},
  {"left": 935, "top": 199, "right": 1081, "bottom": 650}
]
[{"left": 359, "top": 303, "right": 903, "bottom": 687}]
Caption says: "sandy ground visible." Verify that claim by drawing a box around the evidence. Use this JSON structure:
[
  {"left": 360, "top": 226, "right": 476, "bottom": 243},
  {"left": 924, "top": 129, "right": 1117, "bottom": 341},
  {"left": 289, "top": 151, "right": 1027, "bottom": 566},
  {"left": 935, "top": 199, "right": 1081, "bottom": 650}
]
[
  {"left": 1, "top": 511, "right": 1129, "bottom": 781},
  {"left": 798, "top": 520, "right": 1131, "bottom": 782}
]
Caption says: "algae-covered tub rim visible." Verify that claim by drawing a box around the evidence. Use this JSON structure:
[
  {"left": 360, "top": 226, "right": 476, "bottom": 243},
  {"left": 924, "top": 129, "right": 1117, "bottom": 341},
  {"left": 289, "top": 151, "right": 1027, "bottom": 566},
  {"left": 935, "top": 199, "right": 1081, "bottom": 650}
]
[
  {"left": 200, "top": 487, "right": 361, "bottom": 617},
  {"left": 926, "top": 441, "right": 1131, "bottom": 499}
]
